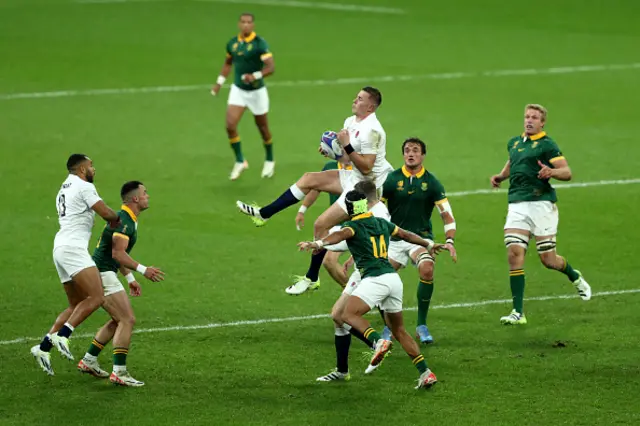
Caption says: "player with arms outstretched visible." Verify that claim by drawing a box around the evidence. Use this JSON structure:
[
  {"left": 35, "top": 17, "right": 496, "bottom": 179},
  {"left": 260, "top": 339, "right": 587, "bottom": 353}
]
[
  {"left": 382, "top": 137, "right": 457, "bottom": 344},
  {"left": 31, "top": 154, "right": 120, "bottom": 376},
  {"left": 490, "top": 104, "right": 591, "bottom": 325},
  {"left": 238, "top": 87, "right": 393, "bottom": 294},
  {"left": 212, "top": 12, "right": 276, "bottom": 180},
  {"left": 77, "top": 181, "right": 164, "bottom": 387},
  {"left": 299, "top": 190, "right": 456, "bottom": 389}
]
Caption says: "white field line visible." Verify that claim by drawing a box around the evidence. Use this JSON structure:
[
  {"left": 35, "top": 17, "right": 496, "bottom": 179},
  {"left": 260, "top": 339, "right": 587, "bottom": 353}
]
[
  {"left": 448, "top": 178, "right": 640, "bottom": 197},
  {"left": 75, "top": 0, "right": 407, "bottom": 13},
  {"left": 1, "top": 63, "right": 639, "bottom": 101},
  {"left": 2, "top": 288, "right": 638, "bottom": 346}
]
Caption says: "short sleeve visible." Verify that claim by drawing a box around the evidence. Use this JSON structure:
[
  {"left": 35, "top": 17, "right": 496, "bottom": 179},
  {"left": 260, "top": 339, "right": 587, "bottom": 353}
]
[
  {"left": 225, "top": 40, "right": 232, "bottom": 58},
  {"left": 112, "top": 215, "right": 133, "bottom": 240},
  {"left": 542, "top": 140, "right": 564, "bottom": 164},
  {"left": 322, "top": 161, "right": 337, "bottom": 172},
  {"left": 341, "top": 220, "right": 356, "bottom": 237},
  {"left": 385, "top": 219, "right": 399, "bottom": 237},
  {"left": 381, "top": 174, "right": 394, "bottom": 201},
  {"left": 81, "top": 184, "right": 101, "bottom": 209},
  {"left": 429, "top": 178, "right": 447, "bottom": 206},
  {"left": 360, "top": 129, "right": 381, "bottom": 155},
  {"left": 259, "top": 39, "right": 272, "bottom": 61}
]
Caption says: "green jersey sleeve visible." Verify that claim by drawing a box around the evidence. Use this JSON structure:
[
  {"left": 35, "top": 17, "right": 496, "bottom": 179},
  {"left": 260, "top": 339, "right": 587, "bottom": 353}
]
[
  {"left": 541, "top": 140, "right": 564, "bottom": 165},
  {"left": 381, "top": 173, "right": 394, "bottom": 201},
  {"left": 258, "top": 38, "right": 272, "bottom": 61},
  {"left": 384, "top": 219, "right": 399, "bottom": 237},
  {"left": 112, "top": 215, "right": 134, "bottom": 241},
  {"left": 429, "top": 177, "right": 447, "bottom": 205},
  {"left": 322, "top": 161, "right": 338, "bottom": 172}
]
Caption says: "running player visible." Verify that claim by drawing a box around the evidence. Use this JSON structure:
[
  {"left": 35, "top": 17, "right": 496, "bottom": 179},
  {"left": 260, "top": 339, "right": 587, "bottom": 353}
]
[
  {"left": 299, "top": 189, "right": 455, "bottom": 389},
  {"left": 382, "top": 137, "right": 456, "bottom": 344},
  {"left": 490, "top": 104, "right": 591, "bottom": 325},
  {"left": 31, "top": 154, "right": 120, "bottom": 376},
  {"left": 77, "top": 181, "right": 164, "bottom": 387},
  {"left": 212, "top": 12, "right": 276, "bottom": 180}
]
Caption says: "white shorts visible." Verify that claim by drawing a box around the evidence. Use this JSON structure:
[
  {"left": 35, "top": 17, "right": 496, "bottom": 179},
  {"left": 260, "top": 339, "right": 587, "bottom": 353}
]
[
  {"left": 504, "top": 201, "right": 559, "bottom": 236},
  {"left": 351, "top": 272, "right": 403, "bottom": 313},
  {"left": 52, "top": 246, "right": 96, "bottom": 283},
  {"left": 100, "top": 271, "right": 126, "bottom": 297},
  {"left": 228, "top": 84, "right": 269, "bottom": 115},
  {"left": 342, "top": 270, "right": 362, "bottom": 296},
  {"left": 388, "top": 238, "right": 435, "bottom": 268},
  {"left": 326, "top": 225, "right": 349, "bottom": 252},
  {"left": 336, "top": 171, "right": 385, "bottom": 213}
]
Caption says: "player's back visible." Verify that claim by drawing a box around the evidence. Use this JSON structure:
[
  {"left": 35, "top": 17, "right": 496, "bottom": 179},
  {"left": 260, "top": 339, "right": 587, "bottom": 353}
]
[
  {"left": 343, "top": 113, "right": 390, "bottom": 187},
  {"left": 344, "top": 213, "right": 396, "bottom": 278},
  {"left": 54, "top": 174, "right": 102, "bottom": 250}
]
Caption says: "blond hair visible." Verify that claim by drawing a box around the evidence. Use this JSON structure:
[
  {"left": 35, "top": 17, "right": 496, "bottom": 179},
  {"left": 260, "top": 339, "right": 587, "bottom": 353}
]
[{"left": 525, "top": 104, "right": 547, "bottom": 122}]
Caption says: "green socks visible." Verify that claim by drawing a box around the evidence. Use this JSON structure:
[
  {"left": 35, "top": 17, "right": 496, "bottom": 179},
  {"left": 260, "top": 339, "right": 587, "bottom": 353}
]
[
  {"left": 417, "top": 279, "right": 434, "bottom": 326},
  {"left": 230, "top": 136, "right": 244, "bottom": 162},
  {"left": 509, "top": 269, "right": 525, "bottom": 313}
]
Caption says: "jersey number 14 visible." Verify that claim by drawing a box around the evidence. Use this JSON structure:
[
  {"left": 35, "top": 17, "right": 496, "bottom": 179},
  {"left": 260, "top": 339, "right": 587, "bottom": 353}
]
[{"left": 370, "top": 235, "right": 388, "bottom": 259}]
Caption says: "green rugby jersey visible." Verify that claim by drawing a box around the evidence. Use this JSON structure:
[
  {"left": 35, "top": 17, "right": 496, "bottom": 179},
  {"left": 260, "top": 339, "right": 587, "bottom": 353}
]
[
  {"left": 225, "top": 32, "right": 272, "bottom": 91},
  {"left": 322, "top": 160, "right": 352, "bottom": 206},
  {"left": 342, "top": 213, "right": 398, "bottom": 279},
  {"left": 381, "top": 166, "right": 447, "bottom": 240},
  {"left": 507, "top": 131, "right": 564, "bottom": 203},
  {"left": 93, "top": 205, "right": 138, "bottom": 273}
]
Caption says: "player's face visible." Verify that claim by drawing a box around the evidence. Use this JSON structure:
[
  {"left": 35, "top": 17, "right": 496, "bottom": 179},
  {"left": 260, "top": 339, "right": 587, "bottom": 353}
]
[
  {"left": 238, "top": 16, "right": 254, "bottom": 35},
  {"left": 524, "top": 109, "right": 545, "bottom": 135},
  {"left": 403, "top": 143, "right": 424, "bottom": 168},
  {"left": 83, "top": 160, "right": 96, "bottom": 183},
  {"left": 352, "top": 90, "right": 374, "bottom": 116},
  {"left": 136, "top": 185, "right": 150, "bottom": 211}
]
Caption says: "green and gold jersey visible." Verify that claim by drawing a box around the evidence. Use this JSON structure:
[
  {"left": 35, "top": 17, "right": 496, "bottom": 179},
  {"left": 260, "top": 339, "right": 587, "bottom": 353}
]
[
  {"left": 507, "top": 131, "right": 564, "bottom": 204},
  {"left": 92, "top": 205, "right": 138, "bottom": 273},
  {"left": 342, "top": 213, "right": 398, "bottom": 279},
  {"left": 225, "top": 32, "right": 272, "bottom": 91},
  {"left": 322, "top": 160, "right": 352, "bottom": 206},
  {"left": 382, "top": 166, "right": 447, "bottom": 240}
]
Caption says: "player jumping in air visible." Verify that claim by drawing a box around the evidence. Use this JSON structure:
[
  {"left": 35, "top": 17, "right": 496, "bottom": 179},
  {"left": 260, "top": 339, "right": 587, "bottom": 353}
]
[
  {"left": 212, "top": 12, "right": 276, "bottom": 180},
  {"left": 490, "top": 104, "right": 592, "bottom": 325}
]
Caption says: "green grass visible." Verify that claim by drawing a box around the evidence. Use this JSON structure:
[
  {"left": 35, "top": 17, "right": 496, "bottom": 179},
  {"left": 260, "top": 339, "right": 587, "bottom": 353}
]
[{"left": 1, "top": 0, "right": 639, "bottom": 425}]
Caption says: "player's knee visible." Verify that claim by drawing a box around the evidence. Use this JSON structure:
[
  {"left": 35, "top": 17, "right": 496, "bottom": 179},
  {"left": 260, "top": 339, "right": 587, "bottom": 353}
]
[
  {"left": 123, "top": 314, "right": 136, "bottom": 328},
  {"left": 106, "top": 319, "right": 118, "bottom": 331},
  {"left": 331, "top": 307, "right": 342, "bottom": 324},
  {"left": 539, "top": 251, "right": 558, "bottom": 269},
  {"left": 417, "top": 262, "right": 434, "bottom": 281}
]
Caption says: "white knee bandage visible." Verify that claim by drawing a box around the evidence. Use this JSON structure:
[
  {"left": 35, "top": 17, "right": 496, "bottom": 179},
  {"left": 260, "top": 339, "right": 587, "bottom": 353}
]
[
  {"left": 536, "top": 237, "right": 557, "bottom": 253},
  {"left": 417, "top": 251, "right": 435, "bottom": 267},
  {"left": 504, "top": 233, "right": 529, "bottom": 249}
]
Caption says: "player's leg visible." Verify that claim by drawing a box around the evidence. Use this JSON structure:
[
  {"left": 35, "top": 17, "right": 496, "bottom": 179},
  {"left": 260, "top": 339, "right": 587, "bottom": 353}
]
[
  {"left": 532, "top": 202, "right": 591, "bottom": 300},
  {"left": 237, "top": 170, "right": 342, "bottom": 226},
  {"left": 410, "top": 247, "right": 436, "bottom": 344},
  {"left": 226, "top": 85, "right": 248, "bottom": 180},
  {"left": 317, "top": 294, "right": 353, "bottom": 382},
  {"left": 245, "top": 87, "right": 274, "bottom": 178},
  {"left": 77, "top": 319, "right": 114, "bottom": 379},
  {"left": 323, "top": 250, "right": 348, "bottom": 287}
]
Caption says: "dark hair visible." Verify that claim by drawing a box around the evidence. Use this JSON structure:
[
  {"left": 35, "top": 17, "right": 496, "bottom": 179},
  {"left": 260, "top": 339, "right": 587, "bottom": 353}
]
[
  {"left": 120, "top": 181, "right": 144, "bottom": 201},
  {"left": 66, "top": 154, "right": 90, "bottom": 172},
  {"left": 240, "top": 12, "right": 255, "bottom": 21},
  {"left": 362, "top": 86, "right": 382, "bottom": 108},
  {"left": 345, "top": 190, "right": 368, "bottom": 216},
  {"left": 354, "top": 180, "right": 377, "bottom": 202},
  {"left": 402, "top": 137, "right": 426, "bottom": 155}
]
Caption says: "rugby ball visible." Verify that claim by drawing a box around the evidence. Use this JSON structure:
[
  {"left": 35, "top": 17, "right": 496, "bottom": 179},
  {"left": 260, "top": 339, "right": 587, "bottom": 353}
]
[{"left": 320, "top": 131, "right": 343, "bottom": 160}]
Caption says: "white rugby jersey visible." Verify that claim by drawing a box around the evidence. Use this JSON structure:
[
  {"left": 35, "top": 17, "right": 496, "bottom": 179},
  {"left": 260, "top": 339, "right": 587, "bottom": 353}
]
[
  {"left": 343, "top": 113, "right": 393, "bottom": 187},
  {"left": 53, "top": 174, "right": 102, "bottom": 249}
]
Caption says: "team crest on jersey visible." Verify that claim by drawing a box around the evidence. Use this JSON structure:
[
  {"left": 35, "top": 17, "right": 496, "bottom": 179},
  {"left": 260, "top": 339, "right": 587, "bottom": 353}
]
[
  {"left": 421, "top": 182, "right": 428, "bottom": 191},
  {"left": 513, "top": 141, "right": 519, "bottom": 149},
  {"left": 232, "top": 43, "right": 238, "bottom": 52},
  {"left": 247, "top": 44, "right": 253, "bottom": 51},
  {"left": 532, "top": 141, "right": 539, "bottom": 148},
  {"left": 397, "top": 181, "right": 404, "bottom": 191}
]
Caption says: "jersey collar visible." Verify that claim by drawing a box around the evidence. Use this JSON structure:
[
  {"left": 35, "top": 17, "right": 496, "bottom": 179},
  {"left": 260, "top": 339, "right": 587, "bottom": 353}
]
[
  {"left": 351, "top": 212, "right": 373, "bottom": 221},
  {"left": 121, "top": 204, "right": 138, "bottom": 223},
  {"left": 521, "top": 131, "right": 546, "bottom": 141},
  {"left": 238, "top": 32, "right": 256, "bottom": 43},
  {"left": 401, "top": 165, "right": 425, "bottom": 179}
]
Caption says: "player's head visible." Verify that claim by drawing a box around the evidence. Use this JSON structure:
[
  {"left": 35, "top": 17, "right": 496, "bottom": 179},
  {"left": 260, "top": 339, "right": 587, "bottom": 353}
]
[
  {"left": 238, "top": 12, "right": 255, "bottom": 35},
  {"left": 354, "top": 180, "right": 378, "bottom": 204},
  {"left": 352, "top": 86, "right": 382, "bottom": 116},
  {"left": 121, "top": 181, "right": 149, "bottom": 211},
  {"left": 524, "top": 103, "right": 547, "bottom": 135},
  {"left": 345, "top": 190, "right": 369, "bottom": 217},
  {"left": 402, "top": 137, "right": 427, "bottom": 168},
  {"left": 67, "top": 154, "right": 95, "bottom": 183}
]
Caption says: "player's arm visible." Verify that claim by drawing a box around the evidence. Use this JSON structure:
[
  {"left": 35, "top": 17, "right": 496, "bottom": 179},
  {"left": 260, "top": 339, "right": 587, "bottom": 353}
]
[
  {"left": 295, "top": 190, "right": 321, "bottom": 230},
  {"left": 491, "top": 160, "right": 510, "bottom": 187},
  {"left": 91, "top": 200, "right": 119, "bottom": 223},
  {"left": 436, "top": 198, "right": 456, "bottom": 243},
  {"left": 212, "top": 52, "right": 233, "bottom": 96},
  {"left": 395, "top": 226, "right": 457, "bottom": 262},
  {"left": 538, "top": 157, "right": 572, "bottom": 181},
  {"left": 297, "top": 227, "right": 354, "bottom": 251},
  {"left": 336, "top": 129, "right": 376, "bottom": 175},
  {"left": 111, "top": 235, "right": 165, "bottom": 282},
  {"left": 242, "top": 41, "right": 275, "bottom": 83},
  {"left": 119, "top": 266, "right": 141, "bottom": 296}
]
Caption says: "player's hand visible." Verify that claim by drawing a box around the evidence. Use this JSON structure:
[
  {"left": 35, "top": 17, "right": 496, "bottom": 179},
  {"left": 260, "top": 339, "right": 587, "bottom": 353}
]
[
  {"left": 490, "top": 174, "right": 504, "bottom": 188},
  {"left": 431, "top": 243, "right": 457, "bottom": 263},
  {"left": 211, "top": 84, "right": 221, "bottom": 96},
  {"left": 129, "top": 281, "right": 142, "bottom": 297},
  {"left": 144, "top": 266, "right": 165, "bottom": 282},
  {"left": 242, "top": 73, "right": 256, "bottom": 83},
  {"left": 297, "top": 241, "right": 317, "bottom": 252},
  {"left": 318, "top": 146, "right": 331, "bottom": 158},
  {"left": 295, "top": 212, "right": 305, "bottom": 231},
  {"left": 537, "top": 160, "right": 554, "bottom": 179},
  {"left": 336, "top": 129, "right": 350, "bottom": 147},
  {"left": 342, "top": 256, "right": 355, "bottom": 276},
  {"left": 108, "top": 217, "right": 121, "bottom": 229}
]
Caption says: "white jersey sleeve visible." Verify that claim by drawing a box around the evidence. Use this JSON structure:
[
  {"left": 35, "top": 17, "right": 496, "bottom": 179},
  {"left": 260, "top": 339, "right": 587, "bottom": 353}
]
[
  {"left": 80, "top": 184, "right": 102, "bottom": 209},
  {"left": 53, "top": 175, "right": 102, "bottom": 250}
]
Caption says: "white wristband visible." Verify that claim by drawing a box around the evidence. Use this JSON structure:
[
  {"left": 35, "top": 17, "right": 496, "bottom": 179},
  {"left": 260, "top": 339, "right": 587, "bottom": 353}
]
[
  {"left": 136, "top": 264, "right": 147, "bottom": 274},
  {"left": 252, "top": 71, "right": 263, "bottom": 80},
  {"left": 216, "top": 75, "right": 226, "bottom": 85},
  {"left": 313, "top": 240, "right": 324, "bottom": 249},
  {"left": 298, "top": 205, "right": 307, "bottom": 214},
  {"left": 125, "top": 273, "right": 136, "bottom": 284}
]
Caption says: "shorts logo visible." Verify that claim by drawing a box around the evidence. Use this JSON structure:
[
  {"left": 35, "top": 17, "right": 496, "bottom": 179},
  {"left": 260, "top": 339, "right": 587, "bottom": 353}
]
[
  {"left": 350, "top": 282, "right": 356, "bottom": 287},
  {"left": 421, "top": 182, "right": 428, "bottom": 191}
]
